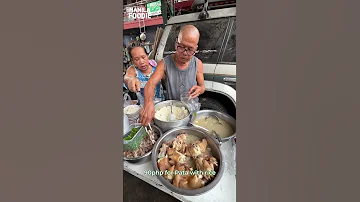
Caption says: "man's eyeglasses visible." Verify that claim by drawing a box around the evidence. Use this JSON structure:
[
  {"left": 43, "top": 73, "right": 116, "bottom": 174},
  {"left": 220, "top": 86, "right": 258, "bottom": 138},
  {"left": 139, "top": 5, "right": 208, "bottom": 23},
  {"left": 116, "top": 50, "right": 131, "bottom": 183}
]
[{"left": 175, "top": 39, "right": 198, "bottom": 56}]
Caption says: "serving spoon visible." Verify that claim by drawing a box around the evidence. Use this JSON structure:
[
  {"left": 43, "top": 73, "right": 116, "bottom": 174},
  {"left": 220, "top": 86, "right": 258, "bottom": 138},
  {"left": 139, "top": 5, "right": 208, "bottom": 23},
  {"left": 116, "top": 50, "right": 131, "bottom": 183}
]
[{"left": 168, "top": 101, "right": 177, "bottom": 121}]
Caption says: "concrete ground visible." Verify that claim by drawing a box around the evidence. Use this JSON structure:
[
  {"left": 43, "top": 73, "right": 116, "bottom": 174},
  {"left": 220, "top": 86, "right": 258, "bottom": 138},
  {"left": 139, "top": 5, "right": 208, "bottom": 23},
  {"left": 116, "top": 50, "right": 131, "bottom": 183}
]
[{"left": 123, "top": 171, "right": 181, "bottom": 202}]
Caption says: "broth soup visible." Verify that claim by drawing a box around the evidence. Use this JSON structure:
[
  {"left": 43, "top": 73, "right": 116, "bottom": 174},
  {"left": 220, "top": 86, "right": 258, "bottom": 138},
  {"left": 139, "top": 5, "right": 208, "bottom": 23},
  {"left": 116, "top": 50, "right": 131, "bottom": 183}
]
[{"left": 193, "top": 116, "right": 234, "bottom": 138}]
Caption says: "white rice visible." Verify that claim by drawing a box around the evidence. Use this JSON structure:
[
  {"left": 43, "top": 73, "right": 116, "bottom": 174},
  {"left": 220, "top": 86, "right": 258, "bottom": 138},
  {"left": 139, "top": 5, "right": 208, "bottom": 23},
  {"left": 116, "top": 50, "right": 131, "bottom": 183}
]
[{"left": 155, "top": 106, "right": 189, "bottom": 121}]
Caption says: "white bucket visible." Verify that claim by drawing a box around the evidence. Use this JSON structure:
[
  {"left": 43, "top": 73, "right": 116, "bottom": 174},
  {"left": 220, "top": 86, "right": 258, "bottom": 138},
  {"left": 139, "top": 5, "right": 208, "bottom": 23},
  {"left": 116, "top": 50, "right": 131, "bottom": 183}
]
[
  {"left": 123, "top": 114, "right": 130, "bottom": 135},
  {"left": 124, "top": 105, "right": 141, "bottom": 119}
]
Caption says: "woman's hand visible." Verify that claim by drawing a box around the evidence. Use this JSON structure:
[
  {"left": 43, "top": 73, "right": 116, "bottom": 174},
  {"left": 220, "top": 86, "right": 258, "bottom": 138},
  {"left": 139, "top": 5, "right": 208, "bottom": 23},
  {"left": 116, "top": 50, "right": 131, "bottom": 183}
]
[{"left": 127, "top": 77, "right": 141, "bottom": 92}]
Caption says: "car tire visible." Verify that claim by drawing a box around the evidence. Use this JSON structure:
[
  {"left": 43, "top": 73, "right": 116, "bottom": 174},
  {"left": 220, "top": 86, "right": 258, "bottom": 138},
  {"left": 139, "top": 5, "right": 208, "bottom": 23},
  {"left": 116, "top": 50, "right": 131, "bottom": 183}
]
[{"left": 199, "top": 97, "right": 228, "bottom": 114}]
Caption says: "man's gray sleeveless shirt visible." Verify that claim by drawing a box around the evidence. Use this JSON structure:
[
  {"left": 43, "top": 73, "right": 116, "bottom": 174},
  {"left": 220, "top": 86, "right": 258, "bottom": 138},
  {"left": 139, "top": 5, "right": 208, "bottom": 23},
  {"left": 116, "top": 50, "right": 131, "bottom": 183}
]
[{"left": 163, "top": 55, "right": 199, "bottom": 102}]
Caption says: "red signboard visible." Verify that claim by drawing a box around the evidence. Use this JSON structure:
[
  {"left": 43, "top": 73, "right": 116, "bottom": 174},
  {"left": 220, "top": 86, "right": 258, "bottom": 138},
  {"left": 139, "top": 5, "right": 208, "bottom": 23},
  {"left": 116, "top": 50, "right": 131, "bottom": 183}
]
[{"left": 123, "top": 16, "right": 163, "bottom": 30}]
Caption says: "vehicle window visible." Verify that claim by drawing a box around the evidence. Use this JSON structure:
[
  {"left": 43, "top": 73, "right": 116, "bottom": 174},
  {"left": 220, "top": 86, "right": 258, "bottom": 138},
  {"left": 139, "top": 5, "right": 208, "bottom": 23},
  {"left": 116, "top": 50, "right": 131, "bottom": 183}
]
[
  {"left": 220, "top": 17, "right": 236, "bottom": 63},
  {"left": 163, "top": 18, "right": 230, "bottom": 63}
]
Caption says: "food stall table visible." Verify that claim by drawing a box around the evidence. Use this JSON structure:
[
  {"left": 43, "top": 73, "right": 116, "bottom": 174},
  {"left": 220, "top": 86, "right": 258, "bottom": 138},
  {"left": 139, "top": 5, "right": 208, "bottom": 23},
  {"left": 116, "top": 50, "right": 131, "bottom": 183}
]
[{"left": 123, "top": 140, "right": 236, "bottom": 202}]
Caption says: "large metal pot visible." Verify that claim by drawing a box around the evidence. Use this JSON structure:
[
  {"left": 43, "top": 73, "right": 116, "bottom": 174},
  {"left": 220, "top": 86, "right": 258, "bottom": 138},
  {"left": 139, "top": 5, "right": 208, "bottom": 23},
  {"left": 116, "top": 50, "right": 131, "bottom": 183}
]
[
  {"left": 123, "top": 123, "right": 163, "bottom": 164},
  {"left": 153, "top": 100, "right": 191, "bottom": 133},
  {"left": 151, "top": 127, "right": 224, "bottom": 196},
  {"left": 190, "top": 110, "right": 236, "bottom": 143}
]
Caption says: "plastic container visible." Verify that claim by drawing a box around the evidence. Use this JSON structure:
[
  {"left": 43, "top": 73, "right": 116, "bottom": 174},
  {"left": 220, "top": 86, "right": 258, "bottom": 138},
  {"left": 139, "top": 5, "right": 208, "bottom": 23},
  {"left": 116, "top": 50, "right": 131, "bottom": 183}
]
[
  {"left": 123, "top": 126, "right": 148, "bottom": 151},
  {"left": 124, "top": 105, "right": 141, "bottom": 119},
  {"left": 180, "top": 92, "right": 201, "bottom": 114}
]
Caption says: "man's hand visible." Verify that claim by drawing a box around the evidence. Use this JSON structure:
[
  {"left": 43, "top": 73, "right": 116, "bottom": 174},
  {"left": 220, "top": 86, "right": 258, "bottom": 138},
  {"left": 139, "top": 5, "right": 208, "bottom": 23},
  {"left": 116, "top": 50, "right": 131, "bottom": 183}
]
[
  {"left": 139, "top": 101, "right": 155, "bottom": 126},
  {"left": 127, "top": 77, "right": 141, "bottom": 92},
  {"left": 188, "top": 85, "right": 204, "bottom": 99}
]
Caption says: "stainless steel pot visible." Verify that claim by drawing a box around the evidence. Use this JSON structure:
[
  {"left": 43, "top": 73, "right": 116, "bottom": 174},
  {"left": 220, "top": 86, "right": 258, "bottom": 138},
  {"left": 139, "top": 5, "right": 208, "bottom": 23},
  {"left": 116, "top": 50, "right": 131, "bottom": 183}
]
[
  {"left": 190, "top": 110, "right": 236, "bottom": 143},
  {"left": 153, "top": 100, "right": 191, "bottom": 133},
  {"left": 151, "top": 127, "right": 224, "bottom": 196},
  {"left": 123, "top": 123, "right": 163, "bottom": 164}
]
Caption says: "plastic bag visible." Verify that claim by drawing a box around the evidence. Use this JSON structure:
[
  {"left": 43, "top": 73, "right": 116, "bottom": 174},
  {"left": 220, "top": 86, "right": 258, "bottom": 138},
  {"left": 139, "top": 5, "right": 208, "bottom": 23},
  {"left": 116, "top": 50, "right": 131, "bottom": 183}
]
[{"left": 123, "top": 93, "right": 132, "bottom": 108}]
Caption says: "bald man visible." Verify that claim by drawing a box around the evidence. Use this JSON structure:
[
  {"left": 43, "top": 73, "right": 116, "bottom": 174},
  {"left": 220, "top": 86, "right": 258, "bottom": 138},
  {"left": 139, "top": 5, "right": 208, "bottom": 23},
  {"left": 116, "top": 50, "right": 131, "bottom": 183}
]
[{"left": 139, "top": 25, "right": 205, "bottom": 126}]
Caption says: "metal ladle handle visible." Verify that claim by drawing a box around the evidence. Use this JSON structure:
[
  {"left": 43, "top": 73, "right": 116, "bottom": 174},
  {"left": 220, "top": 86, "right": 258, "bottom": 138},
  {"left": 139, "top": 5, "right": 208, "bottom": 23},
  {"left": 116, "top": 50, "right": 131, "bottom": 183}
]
[{"left": 170, "top": 101, "right": 173, "bottom": 113}]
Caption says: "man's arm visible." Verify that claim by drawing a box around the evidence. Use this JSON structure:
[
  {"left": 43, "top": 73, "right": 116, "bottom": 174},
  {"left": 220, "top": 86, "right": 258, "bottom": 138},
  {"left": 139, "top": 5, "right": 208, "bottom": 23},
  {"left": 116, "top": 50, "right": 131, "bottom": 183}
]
[
  {"left": 188, "top": 59, "right": 206, "bottom": 99},
  {"left": 196, "top": 59, "right": 206, "bottom": 94},
  {"left": 139, "top": 60, "right": 166, "bottom": 126},
  {"left": 123, "top": 66, "right": 140, "bottom": 92},
  {"left": 143, "top": 60, "right": 165, "bottom": 104}
]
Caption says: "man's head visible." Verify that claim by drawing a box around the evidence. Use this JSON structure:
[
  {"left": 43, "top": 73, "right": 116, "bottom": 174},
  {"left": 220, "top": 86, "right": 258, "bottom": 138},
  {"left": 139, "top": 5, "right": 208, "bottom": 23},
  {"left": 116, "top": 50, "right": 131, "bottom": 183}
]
[
  {"left": 127, "top": 45, "right": 150, "bottom": 72},
  {"left": 175, "top": 25, "right": 200, "bottom": 63}
]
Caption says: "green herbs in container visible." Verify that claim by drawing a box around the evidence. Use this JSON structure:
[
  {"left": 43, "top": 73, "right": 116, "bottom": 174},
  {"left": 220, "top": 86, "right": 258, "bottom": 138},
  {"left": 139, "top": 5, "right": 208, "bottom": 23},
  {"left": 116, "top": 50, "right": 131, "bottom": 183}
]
[
  {"left": 123, "top": 127, "right": 140, "bottom": 140},
  {"left": 123, "top": 126, "right": 147, "bottom": 151}
]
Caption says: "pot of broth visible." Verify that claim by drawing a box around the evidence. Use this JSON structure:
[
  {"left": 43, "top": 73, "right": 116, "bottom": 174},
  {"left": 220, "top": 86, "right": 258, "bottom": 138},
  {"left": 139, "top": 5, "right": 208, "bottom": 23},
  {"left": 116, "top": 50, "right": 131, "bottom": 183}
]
[{"left": 190, "top": 110, "right": 236, "bottom": 143}]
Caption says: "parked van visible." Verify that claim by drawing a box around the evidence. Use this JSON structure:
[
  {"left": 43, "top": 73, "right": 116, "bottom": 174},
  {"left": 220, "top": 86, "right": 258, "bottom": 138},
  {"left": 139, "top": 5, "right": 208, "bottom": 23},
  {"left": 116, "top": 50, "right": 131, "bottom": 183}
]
[{"left": 155, "top": 7, "right": 236, "bottom": 118}]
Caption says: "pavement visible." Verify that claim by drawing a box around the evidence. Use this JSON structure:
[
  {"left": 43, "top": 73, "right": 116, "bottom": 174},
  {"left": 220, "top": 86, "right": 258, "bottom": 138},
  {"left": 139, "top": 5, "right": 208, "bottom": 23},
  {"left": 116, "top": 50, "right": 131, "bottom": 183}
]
[{"left": 123, "top": 171, "right": 181, "bottom": 202}]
